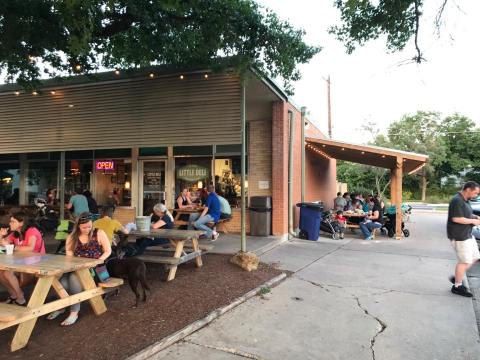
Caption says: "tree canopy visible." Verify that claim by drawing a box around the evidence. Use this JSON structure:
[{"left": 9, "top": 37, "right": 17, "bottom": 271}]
[
  {"left": 330, "top": 0, "right": 452, "bottom": 62},
  {"left": 0, "top": 0, "right": 319, "bottom": 92}
]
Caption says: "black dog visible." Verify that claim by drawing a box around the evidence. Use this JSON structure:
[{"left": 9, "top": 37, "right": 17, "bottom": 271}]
[{"left": 106, "top": 256, "right": 150, "bottom": 308}]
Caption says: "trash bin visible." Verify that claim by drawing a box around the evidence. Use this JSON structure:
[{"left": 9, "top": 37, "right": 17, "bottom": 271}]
[
  {"left": 249, "top": 196, "right": 272, "bottom": 236},
  {"left": 296, "top": 202, "right": 324, "bottom": 240}
]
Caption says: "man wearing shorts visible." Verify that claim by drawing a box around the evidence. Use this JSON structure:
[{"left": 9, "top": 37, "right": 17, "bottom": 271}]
[{"left": 447, "top": 181, "right": 480, "bottom": 297}]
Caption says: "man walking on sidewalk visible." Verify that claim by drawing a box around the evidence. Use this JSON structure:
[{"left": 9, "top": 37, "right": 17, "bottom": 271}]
[{"left": 447, "top": 181, "right": 480, "bottom": 297}]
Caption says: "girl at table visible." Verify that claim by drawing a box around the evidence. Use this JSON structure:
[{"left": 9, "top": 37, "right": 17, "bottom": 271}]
[
  {"left": 0, "top": 212, "right": 45, "bottom": 306},
  {"left": 47, "top": 212, "right": 111, "bottom": 326}
]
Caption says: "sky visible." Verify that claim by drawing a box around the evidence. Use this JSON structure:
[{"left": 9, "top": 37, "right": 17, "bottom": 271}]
[{"left": 257, "top": 0, "right": 480, "bottom": 143}]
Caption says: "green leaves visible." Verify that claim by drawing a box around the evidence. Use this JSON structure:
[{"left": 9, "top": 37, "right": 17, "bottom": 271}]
[{"left": 0, "top": 0, "right": 319, "bottom": 93}]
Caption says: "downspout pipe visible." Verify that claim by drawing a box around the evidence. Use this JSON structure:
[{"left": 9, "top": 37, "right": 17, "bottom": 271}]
[
  {"left": 301, "top": 107, "right": 306, "bottom": 203},
  {"left": 59, "top": 151, "right": 65, "bottom": 220},
  {"left": 288, "top": 110, "right": 295, "bottom": 237}
]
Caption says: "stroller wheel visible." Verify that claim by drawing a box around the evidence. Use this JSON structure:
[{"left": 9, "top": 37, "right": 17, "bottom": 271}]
[
  {"left": 403, "top": 229, "right": 410, "bottom": 237},
  {"left": 387, "top": 229, "right": 395, "bottom": 238},
  {"left": 380, "top": 228, "right": 387, "bottom": 236},
  {"left": 332, "top": 232, "right": 341, "bottom": 240}
]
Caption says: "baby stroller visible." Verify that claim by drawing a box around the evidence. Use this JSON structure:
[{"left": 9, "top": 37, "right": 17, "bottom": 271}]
[
  {"left": 320, "top": 211, "right": 342, "bottom": 240},
  {"left": 382, "top": 204, "right": 411, "bottom": 238}
]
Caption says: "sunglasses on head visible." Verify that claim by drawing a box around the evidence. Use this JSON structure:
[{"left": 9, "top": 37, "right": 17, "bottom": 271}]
[{"left": 78, "top": 214, "right": 93, "bottom": 223}]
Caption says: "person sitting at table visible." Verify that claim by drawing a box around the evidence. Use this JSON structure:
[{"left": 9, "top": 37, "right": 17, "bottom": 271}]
[
  {"left": 217, "top": 192, "right": 232, "bottom": 220},
  {"left": 0, "top": 212, "right": 45, "bottom": 306},
  {"left": 133, "top": 203, "right": 175, "bottom": 256},
  {"left": 46, "top": 212, "right": 111, "bottom": 326},
  {"left": 359, "top": 198, "right": 384, "bottom": 241},
  {"left": 174, "top": 188, "right": 193, "bottom": 229},
  {"left": 93, "top": 206, "right": 129, "bottom": 244},
  {"left": 188, "top": 185, "right": 221, "bottom": 241}
]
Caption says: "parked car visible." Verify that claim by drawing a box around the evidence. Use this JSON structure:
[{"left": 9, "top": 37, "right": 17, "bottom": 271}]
[{"left": 471, "top": 196, "right": 480, "bottom": 216}]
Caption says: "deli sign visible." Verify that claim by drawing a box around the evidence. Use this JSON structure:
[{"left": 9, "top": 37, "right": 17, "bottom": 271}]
[
  {"left": 96, "top": 160, "right": 115, "bottom": 171},
  {"left": 177, "top": 165, "right": 209, "bottom": 182}
]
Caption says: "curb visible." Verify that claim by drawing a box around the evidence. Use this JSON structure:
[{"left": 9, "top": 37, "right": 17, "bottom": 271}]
[
  {"left": 127, "top": 272, "right": 288, "bottom": 360},
  {"left": 254, "top": 237, "right": 288, "bottom": 256}
]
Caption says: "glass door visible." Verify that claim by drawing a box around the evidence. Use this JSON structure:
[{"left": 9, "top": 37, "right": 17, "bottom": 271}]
[{"left": 139, "top": 160, "right": 166, "bottom": 215}]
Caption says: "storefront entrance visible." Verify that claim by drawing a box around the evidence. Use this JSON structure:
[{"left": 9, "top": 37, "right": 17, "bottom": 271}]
[{"left": 139, "top": 160, "right": 166, "bottom": 215}]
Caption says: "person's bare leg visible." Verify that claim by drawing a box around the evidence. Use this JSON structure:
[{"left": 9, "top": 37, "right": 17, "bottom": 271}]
[
  {"left": 0, "top": 271, "right": 17, "bottom": 299},
  {"left": 3, "top": 271, "right": 25, "bottom": 302}
]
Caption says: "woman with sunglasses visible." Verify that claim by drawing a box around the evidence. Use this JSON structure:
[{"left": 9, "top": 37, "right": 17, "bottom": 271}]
[
  {"left": 0, "top": 212, "right": 45, "bottom": 306},
  {"left": 47, "top": 212, "right": 111, "bottom": 326}
]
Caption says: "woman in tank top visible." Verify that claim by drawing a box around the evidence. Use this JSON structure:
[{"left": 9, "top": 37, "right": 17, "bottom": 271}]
[{"left": 47, "top": 212, "right": 111, "bottom": 326}]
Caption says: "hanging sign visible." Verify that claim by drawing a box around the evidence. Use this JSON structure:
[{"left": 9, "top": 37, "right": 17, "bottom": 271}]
[
  {"left": 177, "top": 165, "right": 209, "bottom": 182},
  {"left": 96, "top": 160, "right": 115, "bottom": 171}
]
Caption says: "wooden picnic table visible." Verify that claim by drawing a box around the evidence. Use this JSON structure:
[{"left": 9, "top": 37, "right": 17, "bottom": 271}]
[
  {"left": 0, "top": 252, "right": 122, "bottom": 352},
  {"left": 129, "top": 229, "right": 205, "bottom": 281},
  {"left": 343, "top": 213, "right": 367, "bottom": 229},
  {"left": 171, "top": 206, "right": 204, "bottom": 227}
]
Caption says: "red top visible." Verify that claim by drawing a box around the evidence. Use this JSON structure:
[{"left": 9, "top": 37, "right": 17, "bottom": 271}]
[
  {"left": 335, "top": 215, "right": 346, "bottom": 222},
  {"left": 8, "top": 227, "right": 46, "bottom": 254}
]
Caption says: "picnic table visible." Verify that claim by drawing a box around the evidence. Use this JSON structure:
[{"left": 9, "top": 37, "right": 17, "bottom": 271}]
[
  {"left": 171, "top": 206, "right": 204, "bottom": 227},
  {"left": 343, "top": 213, "right": 366, "bottom": 229},
  {"left": 0, "top": 252, "right": 122, "bottom": 352},
  {"left": 129, "top": 229, "right": 204, "bottom": 281}
]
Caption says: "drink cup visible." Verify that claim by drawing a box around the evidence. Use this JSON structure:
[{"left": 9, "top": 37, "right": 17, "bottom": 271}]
[{"left": 5, "top": 244, "right": 14, "bottom": 255}]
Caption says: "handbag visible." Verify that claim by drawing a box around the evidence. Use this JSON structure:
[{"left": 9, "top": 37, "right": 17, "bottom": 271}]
[{"left": 90, "top": 264, "right": 110, "bottom": 283}]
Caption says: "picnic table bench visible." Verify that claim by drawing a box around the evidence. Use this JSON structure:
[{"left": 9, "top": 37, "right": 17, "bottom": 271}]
[
  {"left": 129, "top": 229, "right": 204, "bottom": 281},
  {"left": 0, "top": 252, "right": 123, "bottom": 352},
  {"left": 172, "top": 207, "right": 231, "bottom": 233}
]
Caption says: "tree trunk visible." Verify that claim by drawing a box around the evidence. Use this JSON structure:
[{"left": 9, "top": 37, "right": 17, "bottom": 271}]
[{"left": 421, "top": 168, "right": 427, "bottom": 202}]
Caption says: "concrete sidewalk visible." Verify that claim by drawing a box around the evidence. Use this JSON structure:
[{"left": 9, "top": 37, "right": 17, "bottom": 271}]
[{"left": 150, "top": 212, "right": 480, "bottom": 360}]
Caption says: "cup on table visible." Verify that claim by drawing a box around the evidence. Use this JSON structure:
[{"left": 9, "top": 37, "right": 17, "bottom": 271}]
[{"left": 5, "top": 244, "right": 14, "bottom": 255}]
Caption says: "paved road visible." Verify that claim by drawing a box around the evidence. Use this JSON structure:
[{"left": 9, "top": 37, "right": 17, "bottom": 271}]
[{"left": 151, "top": 212, "right": 480, "bottom": 360}]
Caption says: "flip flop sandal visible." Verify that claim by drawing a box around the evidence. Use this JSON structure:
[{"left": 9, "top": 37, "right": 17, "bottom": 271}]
[
  {"left": 47, "top": 309, "right": 66, "bottom": 320},
  {"left": 14, "top": 300, "right": 27, "bottom": 307},
  {"left": 61, "top": 313, "right": 79, "bottom": 327},
  {"left": 4, "top": 296, "right": 17, "bottom": 304}
]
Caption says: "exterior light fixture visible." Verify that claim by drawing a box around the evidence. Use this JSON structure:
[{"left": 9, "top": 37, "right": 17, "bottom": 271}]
[
  {"left": 115, "top": 70, "right": 120, "bottom": 75},
  {"left": 14, "top": 91, "right": 20, "bottom": 96},
  {"left": 361, "top": 151, "right": 365, "bottom": 155},
  {"left": 382, "top": 155, "right": 386, "bottom": 158},
  {"left": 68, "top": 104, "right": 74, "bottom": 108},
  {"left": 149, "top": 73, "right": 154, "bottom": 78},
  {"left": 32, "top": 91, "right": 38, "bottom": 96},
  {"left": 204, "top": 74, "right": 208, "bottom": 79},
  {"left": 341, "top": 147, "right": 345, "bottom": 151},
  {"left": 125, "top": 181, "right": 131, "bottom": 190},
  {"left": 28, "top": 55, "right": 34, "bottom": 61},
  {"left": 75, "top": 64, "right": 81, "bottom": 71},
  {"left": 50, "top": 90, "right": 56, "bottom": 95},
  {"left": 322, "top": 144, "right": 326, "bottom": 148},
  {"left": 179, "top": 75, "right": 184, "bottom": 80}
]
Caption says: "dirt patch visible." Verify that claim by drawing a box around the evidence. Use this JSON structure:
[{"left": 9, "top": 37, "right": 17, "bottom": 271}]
[{"left": 0, "top": 254, "right": 282, "bottom": 360}]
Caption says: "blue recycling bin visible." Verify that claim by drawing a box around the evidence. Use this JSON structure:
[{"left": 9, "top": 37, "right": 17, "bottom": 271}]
[{"left": 297, "top": 202, "right": 324, "bottom": 240}]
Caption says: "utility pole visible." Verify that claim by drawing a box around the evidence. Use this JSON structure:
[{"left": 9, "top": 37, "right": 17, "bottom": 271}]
[{"left": 326, "top": 75, "right": 332, "bottom": 139}]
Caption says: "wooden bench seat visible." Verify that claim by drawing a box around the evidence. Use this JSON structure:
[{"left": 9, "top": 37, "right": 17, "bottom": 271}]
[
  {"left": 98, "top": 277, "right": 124, "bottom": 289},
  {"left": 137, "top": 250, "right": 202, "bottom": 266},
  {"left": 0, "top": 304, "right": 29, "bottom": 322}
]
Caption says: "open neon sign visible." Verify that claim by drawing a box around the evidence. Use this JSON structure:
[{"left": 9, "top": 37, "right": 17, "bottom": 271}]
[{"left": 96, "top": 160, "right": 115, "bottom": 171}]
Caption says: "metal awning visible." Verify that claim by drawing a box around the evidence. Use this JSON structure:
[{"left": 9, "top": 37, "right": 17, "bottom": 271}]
[{"left": 306, "top": 137, "right": 428, "bottom": 174}]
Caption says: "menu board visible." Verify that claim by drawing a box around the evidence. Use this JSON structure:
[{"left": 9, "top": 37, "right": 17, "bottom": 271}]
[{"left": 144, "top": 169, "right": 161, "bottom": 191}]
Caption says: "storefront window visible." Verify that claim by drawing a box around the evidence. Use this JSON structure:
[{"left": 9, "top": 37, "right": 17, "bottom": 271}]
[
  {"left": 175, "top": 158, "right": 211, "bottom": 203},
  {"left": 94, "top": 159, "right": 132, "bottom": 207},
  {"left": 65, "top": 160, "right": 92, "bottom": 197},
  {"left": 215, "top": 156, "right": 245, "bottom": 207},
  {"left": 27, "top": 161, "right": 58, "bottom": 204},
  {"left": 0, "top": 163, "right": 20, "bottom": 205}
]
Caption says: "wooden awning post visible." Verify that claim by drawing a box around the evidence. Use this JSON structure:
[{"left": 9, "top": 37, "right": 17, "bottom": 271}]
[
  {"left": 390, "top": 169, "right": 396, "bottom": 205},
  {"left": 395, "top": 157, "right": 403, "bottom": 239}
]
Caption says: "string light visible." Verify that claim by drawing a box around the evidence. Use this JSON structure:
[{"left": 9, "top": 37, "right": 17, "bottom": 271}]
[
  {"left": 14, "top": 91, "right": 20, "bottom": 96},
  {"left": 75, "top": 64, "right": 81, "bottom": 71},
  {"left": 179, "top": 75, "right": 184, "bottom": 80},
  {"left": 68, "top": 104, "right": 74, "bottom": 108},
  {"left": 114, "top": 70, "right": 120, "bottom": 75},
  {"left": 32, "top": 91, "right": 38, "bottom": 96},
  {"left": 50, "top": 90, "right": 56, "bottom": 95},
  {"left": 381, "top": 155, "right": 386, "bottom": 158},
  {"left": 361, "top": 151, "right": 365, "bottom": 155},
  {"left": 149, "top": 73, "right": 155, "bottom": 78},
  {"left": 204, "top": 74, "right": 208, "bottom": 79}
]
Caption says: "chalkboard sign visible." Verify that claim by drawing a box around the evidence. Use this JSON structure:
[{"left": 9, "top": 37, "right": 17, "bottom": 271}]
[{"left": 144, "top": 170, "right": 161, "bottom": 191}]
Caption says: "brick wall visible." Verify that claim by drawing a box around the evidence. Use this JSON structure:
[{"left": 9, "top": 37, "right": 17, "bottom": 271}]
[
  {"left": 305, "top": 150, "right": 337, "bottom": 210},
  {"left": 248, "top": 119, "right": 273, "bottom": 198}
]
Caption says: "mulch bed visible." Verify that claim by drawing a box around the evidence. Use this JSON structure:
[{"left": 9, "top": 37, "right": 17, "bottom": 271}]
[{"left": 0, "top": 254, "right": 282, "bottom": 360}]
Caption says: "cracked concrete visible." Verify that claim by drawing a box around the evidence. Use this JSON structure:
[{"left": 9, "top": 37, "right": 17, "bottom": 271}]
[{"left": 149, "top": 212, "right": 480, "bottom": 360}]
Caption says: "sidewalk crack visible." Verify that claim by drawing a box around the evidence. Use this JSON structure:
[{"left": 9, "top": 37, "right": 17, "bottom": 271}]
[
  {"left": 353, "top": 296, "right": 387, "bottom": 360},
  {"left": 183, "top": 340, "right": 265, "bottom": 359}
]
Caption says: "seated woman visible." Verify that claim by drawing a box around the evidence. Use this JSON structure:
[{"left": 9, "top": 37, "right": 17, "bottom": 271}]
[
  {"left": 0, "top": 212, "right": 45, "bottom": 306},
  {"left": 359, "top": 198, "right": 384, "bottom": 240},
  {"left": 47, "top": 212, "right": 111, "bottom": 326},
  {"left": 174, "top": 188, "right": 193, "bottom": 229},
  {"left": 134, "top": 204, "right": 174, "bottom": 256}
]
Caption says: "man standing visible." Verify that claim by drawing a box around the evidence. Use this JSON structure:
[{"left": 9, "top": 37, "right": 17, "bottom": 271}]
[
  {"left": 67, "top": 188, "right": 89, "bottom": 218},
  {"left": 447, "top": 181, "right": 480, "bottom": 297},
  {"left": 189, "top": 184, "right": 221, "bottom": 241}
]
